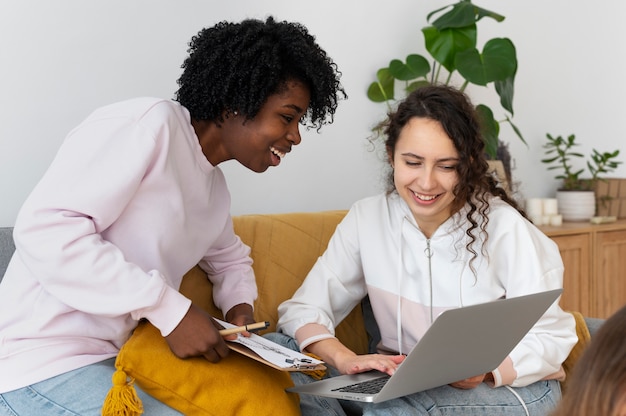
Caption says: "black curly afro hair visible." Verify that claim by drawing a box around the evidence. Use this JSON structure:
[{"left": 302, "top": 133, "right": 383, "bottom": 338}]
[{"left": 175, "top": 16, "right": 346, "bottom": 130}]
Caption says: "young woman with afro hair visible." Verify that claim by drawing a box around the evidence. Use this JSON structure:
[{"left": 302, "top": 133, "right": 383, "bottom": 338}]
[{"left": 0, "top": 16, "right": 345, "bottom": 415}]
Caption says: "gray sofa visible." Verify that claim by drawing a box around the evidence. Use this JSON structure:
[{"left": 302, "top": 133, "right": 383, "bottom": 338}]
[{"left": 0, "top": 227, "right": 15, "bottom": 280}]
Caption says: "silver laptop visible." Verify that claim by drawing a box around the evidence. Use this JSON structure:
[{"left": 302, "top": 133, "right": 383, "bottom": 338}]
[{"left": 287, "top": 289, "right": 562, "bottom": 403}]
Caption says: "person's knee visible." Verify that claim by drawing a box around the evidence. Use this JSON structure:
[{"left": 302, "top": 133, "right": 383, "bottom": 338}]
[{"left": 263, "top": 331, "right": 300, "bottom": 351}]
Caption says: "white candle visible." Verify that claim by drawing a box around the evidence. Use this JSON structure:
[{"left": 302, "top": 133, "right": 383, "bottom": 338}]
[
  {"left": 526, "top": 198, "right": 543, "bottom": 217},
  {"left": 543, "top": 198, "right": 559, "bottom": 216},
  {"left": 549, "top": 214, "right": 563, "bottom": 226}
]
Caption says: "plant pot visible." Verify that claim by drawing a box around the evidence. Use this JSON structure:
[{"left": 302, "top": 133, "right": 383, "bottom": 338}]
[{"left": 556, "top": 190, "right": 596, "bottom": 222}]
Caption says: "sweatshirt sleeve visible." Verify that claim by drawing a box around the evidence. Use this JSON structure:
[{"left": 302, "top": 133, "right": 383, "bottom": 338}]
[
  {"left": 487, "top": 207, "right": 578, "bottom": 387},
  {"left": 13, "top": 111, "right": 190, "bottom": 335},
  {"left": 197, "top": 214, "right": 257, "bottom": 316}
]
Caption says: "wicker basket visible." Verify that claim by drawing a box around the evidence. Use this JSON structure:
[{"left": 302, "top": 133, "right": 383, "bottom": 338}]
[{"left": 594, "top": 178, "right": 626, "bottom": 218}]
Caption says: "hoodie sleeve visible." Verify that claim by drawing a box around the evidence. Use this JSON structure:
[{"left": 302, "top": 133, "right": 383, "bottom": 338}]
[
  {"left": 487, "top": 206, "right": 578, "bottom": 387},
  {"left": 277, "top": 208, "right": 368, "bottom": 350}
]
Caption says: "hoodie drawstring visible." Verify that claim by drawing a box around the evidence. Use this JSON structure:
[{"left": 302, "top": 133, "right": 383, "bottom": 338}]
[
  {"left": 425, "top": 239, "right": 434, "bottom": 324},
  {"left": 396, "top": 218, "right": 405, "bottom": 355}
]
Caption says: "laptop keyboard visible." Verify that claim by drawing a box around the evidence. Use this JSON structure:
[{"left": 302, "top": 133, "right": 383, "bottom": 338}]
[{"left": 331, "top": 375, "right": 390, "bottom": 394}]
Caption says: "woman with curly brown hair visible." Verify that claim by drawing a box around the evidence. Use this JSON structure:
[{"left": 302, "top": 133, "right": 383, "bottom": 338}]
[
  {"left": 273, "top": 84, "right": 577, "bottom": 415},
  {"left": 0, "top": 16, "right": 344, "bottom": 415}
]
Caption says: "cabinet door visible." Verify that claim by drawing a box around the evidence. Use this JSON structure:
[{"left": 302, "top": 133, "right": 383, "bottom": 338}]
[
  {"left": 594, "top": 230, "right": 626, "bottom": 318},
  {"left": 550, "top": 234, "right": 592, "bottom": 316}
]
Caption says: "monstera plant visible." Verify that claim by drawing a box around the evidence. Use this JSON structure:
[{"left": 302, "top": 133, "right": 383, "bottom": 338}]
[{"left": 367, "top": 0, "right": 526, "bottom": 161}]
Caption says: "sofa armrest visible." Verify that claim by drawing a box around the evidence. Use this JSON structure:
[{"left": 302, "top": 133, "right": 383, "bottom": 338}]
[{"left": 0, "top": 227, "right": 16, "bottom": 281}]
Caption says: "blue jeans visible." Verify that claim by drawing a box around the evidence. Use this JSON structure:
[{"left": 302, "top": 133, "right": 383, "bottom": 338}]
[
  {"left": 264, "top": 332, "right": 562, "bottom": 416},
  {"left": 0, "top": 358, "right": 181, "bottom": 416}
]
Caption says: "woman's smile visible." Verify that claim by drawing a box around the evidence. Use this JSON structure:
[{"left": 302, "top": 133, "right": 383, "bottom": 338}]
[
  {"left": 411, "top": 190, "right": 442, "bottom": 203},
  {"left": 269, "top": 145, "right": 287, "bottom": 166}
]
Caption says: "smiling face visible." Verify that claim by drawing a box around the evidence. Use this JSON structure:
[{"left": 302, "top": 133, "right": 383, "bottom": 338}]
[
  {"left": 196, "top": 79, "right": 311, "bottom": 173},
  {"left": 390, "top": 117, "right": 460, "bottom": 237}
]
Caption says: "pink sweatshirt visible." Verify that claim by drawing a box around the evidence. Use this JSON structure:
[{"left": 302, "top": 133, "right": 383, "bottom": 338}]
[{"left": 0, "top": 98, "right": 257, "bottom": 393}]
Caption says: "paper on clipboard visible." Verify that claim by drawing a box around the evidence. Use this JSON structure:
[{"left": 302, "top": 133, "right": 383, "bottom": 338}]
[{"left": 215, "top": 318, "right": 326, "bottom": 372}]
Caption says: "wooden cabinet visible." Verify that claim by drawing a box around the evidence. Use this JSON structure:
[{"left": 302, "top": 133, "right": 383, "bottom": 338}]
[
  {"left": 539, "top": 220, "right": 626, "bottom": 318},
  {"left": 549, "top": 233, "right": 591, "bottom": 315},
  {"left": 594, "top": 229, "right": 626, "bottom": 317}
]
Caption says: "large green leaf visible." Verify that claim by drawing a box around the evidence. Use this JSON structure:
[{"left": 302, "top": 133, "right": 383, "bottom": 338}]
[
  {"left": 455, "top": 38, "right": 516, "bottom": 86},
  {"left": 495, "top": 76, "right": 515, "bottom": 115},
  {"left": 476, "top": 104, "right": 499, "bottom": 159},
  {"left": 423, "top": 25, "right": 476, "bottom": 72},
  {"left": 366, "top": 68, "right": 395, "bottom": 102},
  {"left": 429, "top": 1, "right": 505, "bottom": 30},
  {"left": 388, "top": 54, "right": 430, "bottom": 81},
  {"left": 504, "top": 115, "right": 527, "bottom": 146},
  {"left": 406, "top": 79, "right": 432, "bottom": 94},
  {"left": 429, "top": 1, "right": 475, "bottom": 29},
  {"left": 473, "top": 5, "right": 505, "bottom": 23}
]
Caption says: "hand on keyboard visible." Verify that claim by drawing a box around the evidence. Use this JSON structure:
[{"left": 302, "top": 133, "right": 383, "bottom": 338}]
[{"left": 340, "top": 353, "right": 406, "bottom": 376}]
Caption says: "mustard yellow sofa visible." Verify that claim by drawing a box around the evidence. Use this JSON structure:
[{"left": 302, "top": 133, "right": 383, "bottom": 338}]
[
  {"left": 0, "top": 211, "right": 595, "bottom": 414},
  {"left": 0, "top": 213, "right": 591, "bottom": 381},
  {"left": 179, "top": 210, "right": 590, "bottom": 389},
  {"left": 180, "top": 210, "right": 370, "bottom": 355}
]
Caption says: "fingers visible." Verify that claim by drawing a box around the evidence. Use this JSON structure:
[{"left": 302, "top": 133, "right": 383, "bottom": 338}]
[
  {"left": 343, "top": 354, "right": 405, "bottom": 376},
  {"left": 450, "top": 374, "right": 485, "bottom": 389},
  {"left": 202, "top": 344, "right": 231, "bottom": 363},
  {"left": 371, "top": 355, "right": 404, "bottom": 375},
  {"left": 166, "top": 306, "right": 231, "bottom": 362}
]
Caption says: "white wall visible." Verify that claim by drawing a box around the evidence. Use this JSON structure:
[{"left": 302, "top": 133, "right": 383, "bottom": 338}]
[{"left": 1, "top": 0, "right": 625, "bottom": 226}]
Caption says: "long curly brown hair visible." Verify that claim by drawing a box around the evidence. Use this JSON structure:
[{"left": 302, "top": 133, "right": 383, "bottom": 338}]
[{"left": 381, "top": 84, "right": 526, "bottom": 269}]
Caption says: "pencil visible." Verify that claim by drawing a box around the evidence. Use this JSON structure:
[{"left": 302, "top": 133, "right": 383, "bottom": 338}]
[{"left": 218, "top": 321, "right": 270, "bottom": 336}]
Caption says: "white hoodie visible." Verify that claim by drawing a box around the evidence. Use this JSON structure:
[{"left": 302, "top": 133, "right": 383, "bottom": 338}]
[{"left": 278, "top": 193, "right": 577, "bottom": 387}]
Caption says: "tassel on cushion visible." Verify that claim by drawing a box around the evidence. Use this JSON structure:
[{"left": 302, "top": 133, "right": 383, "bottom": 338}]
[{"left": 101, "top": 369, "right": 143, "bottom": 416}]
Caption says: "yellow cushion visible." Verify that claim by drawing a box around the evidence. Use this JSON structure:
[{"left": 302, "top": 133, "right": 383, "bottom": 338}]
[
  {"left": 113, "top": 320, "right": 299, "bottom": 416},
  {"left": 561, "top": 311, "right": 591, "bottom": 392}
]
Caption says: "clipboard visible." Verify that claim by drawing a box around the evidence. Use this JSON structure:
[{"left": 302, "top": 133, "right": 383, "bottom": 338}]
[{"left": 215, "top": 318, "right": 326, "bottom": 372}]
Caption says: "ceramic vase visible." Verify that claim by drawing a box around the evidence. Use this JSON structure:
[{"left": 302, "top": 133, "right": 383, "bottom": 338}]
[{"left": 556, "top": 190, "right": 596, "bottom": 222}]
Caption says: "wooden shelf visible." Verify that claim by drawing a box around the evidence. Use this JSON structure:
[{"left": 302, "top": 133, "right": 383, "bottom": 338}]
[{"left": 539, "top": 219, "right": 626, "bottom": 318}]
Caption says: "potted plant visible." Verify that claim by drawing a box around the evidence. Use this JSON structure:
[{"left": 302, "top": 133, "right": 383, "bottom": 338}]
[
  {"left": 541, "top": 133, "right": 622, "bottom": 221},
  {"left": 366, "top": 0, "right": 527, "bottom": 186}
]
